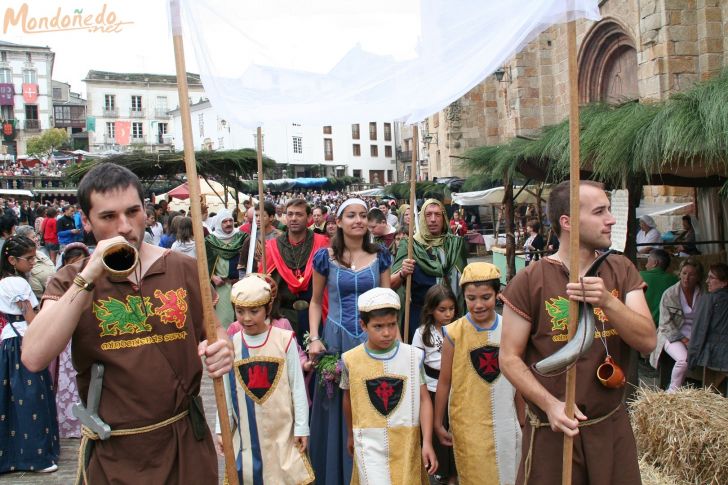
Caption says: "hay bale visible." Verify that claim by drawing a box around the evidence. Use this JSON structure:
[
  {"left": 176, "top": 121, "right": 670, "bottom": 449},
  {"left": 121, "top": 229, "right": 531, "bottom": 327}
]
[
  {"left": 639, "top": 457, "right": 684, "bottom": 485},
  {"left": 630, "top": 387, "right": 728, "bottom": 485}
]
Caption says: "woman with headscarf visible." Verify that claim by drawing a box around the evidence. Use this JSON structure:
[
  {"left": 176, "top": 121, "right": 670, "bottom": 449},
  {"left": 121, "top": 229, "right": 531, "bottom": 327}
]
[
  {"left": 636, "top": 214, "right": 662, "bottom": 254},
  {"left": 392, "top": 199, "right": 468, "bottom": 341},
  {"left": 204, "top": 209, "right": 248, "bottom": 327}
]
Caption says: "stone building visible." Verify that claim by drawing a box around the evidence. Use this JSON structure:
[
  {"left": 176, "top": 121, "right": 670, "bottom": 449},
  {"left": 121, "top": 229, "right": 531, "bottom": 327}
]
[{"left": 426, "top": 0, "right": 728, "bottom": 179}]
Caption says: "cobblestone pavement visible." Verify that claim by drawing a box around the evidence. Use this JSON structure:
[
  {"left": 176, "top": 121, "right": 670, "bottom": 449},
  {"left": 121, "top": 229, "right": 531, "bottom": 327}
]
[{"left": 1, "top": 375, "right": 225, "bottom": 484}]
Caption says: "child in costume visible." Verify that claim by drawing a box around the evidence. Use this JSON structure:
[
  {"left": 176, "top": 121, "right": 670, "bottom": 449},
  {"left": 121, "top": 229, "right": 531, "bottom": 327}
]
[
  {"left": 0, "top": 235, "right": 59, "bottom": 474},
  {"left": 434, "top": 262, "right": 521, "bottom": 485},
  {"left": 412, "top": 284, "right": 458, "bottom": 484},
  {"left": 341, "top": 287, "right": 437, "bottom": 485},
  {"left": 217, "top": 274, "right": 314, "bottom": 485}
]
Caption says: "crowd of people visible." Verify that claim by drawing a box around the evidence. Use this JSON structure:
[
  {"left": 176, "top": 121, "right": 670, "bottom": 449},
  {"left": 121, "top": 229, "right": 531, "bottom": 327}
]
[{"left": 0, "top": 163, "right": 725, "bottom": 484}]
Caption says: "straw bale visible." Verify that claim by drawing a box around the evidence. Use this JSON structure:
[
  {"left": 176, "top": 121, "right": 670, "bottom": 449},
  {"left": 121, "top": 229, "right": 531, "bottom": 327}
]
[
  {"left": 630, "top": 387, "right": 728, "bottom": 485},
  {"left": 639, "top": 457, "right": 684, "bottom": 485}
]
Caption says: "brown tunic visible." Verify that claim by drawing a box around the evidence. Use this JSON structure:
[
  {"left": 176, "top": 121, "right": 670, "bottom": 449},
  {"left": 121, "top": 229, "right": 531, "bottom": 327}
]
[
  {"left": 500, "top": 255, "right": 644, "bottom": 485},
  {"left": 43, "top": 250, "right": 217, "bottom": 485}
]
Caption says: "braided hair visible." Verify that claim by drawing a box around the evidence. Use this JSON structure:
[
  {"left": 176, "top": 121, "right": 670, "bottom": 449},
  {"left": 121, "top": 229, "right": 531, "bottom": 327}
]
[{"left": 0, "top": 235, "right": 36, "bottom": 278}]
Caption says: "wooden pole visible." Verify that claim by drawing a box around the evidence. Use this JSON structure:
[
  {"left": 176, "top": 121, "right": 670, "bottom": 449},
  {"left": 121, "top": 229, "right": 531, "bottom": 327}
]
[
  {"left": 169, "top": 1, "right": 239, "bottom": 483},
  {"left": 256, "top": 127, "right": 267, "bottom": 273},
  {"left": 403, "top": 125, "right": 419, "bottom": 344},
  {"left": 562, "top": 17, "right": 581, "bottom": 485}
]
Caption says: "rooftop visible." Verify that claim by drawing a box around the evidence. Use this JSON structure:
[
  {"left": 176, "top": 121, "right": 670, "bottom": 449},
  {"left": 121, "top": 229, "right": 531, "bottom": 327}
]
[
  {"left": 84, "top": 70, "right": 202, "bottom": 86},
  {"left": 0, "top": 40, "right": 52, "bottom": 51}
]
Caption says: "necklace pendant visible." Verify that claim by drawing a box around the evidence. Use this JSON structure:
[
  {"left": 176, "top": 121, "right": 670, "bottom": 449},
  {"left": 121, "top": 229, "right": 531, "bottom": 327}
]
[
  {"left": 351, "top": 264, "right": 356, "bottom": 270},
  {"left": 298, "top": 276, "right": 304, "bottom": 283}
]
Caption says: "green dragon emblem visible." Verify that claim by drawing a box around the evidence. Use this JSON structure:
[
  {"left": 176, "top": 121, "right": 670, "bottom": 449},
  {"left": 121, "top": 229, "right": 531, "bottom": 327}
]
[
  {"left": 545, "top": 296, "right": 570, "bottom": 331},
  {"left": 94, "top": 295, "right": 154, "bottom": 337}
]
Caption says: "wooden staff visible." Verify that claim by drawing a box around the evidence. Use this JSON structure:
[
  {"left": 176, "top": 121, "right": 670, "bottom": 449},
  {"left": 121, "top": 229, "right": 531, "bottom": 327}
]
[
  {"left": 169, "top": 1, "right": 239, "bottom": 483},
  {"left": 403, "top": 125, "right": 419, "bottom": 344},
  {"left": 562, "top": 17, "right": 581, "bottom": 485},
  {"left": 256, "top": 127, "right": 267, "bottom": 273}
]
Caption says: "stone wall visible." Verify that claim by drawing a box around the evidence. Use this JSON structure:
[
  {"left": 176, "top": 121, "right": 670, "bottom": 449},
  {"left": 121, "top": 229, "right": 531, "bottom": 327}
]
[{"left": 427, "top": 0, "right": 727, "bottom": 179}]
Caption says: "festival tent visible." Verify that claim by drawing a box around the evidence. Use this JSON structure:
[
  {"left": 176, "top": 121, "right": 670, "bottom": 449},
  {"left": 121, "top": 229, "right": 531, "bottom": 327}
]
[{"left": 451, "top": 186, "right": 552, "bottom": 206}]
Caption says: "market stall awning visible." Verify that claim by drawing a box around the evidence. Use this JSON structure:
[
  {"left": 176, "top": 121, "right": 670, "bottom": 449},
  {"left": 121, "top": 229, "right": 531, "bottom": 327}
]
[
  {"left": 452, "top": 186, "right": 551, "bottom": 206},
  {"left": 0, "top": 189, "right": 34, "bottom": 197}
]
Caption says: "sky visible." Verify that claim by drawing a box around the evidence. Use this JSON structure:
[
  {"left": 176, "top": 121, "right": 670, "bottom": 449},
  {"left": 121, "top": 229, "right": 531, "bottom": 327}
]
[{"left": 2, "top": 0, "right": 199, "bottom": 96}]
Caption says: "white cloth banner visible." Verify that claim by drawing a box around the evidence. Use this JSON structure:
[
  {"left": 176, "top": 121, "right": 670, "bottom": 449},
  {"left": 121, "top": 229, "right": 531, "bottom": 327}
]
[{"left": 178, "top": 0, "right": 600, "bottom": 127}]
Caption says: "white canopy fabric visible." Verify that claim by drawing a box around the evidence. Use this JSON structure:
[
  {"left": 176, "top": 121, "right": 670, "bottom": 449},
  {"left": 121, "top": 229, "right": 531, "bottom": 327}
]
[
  {"left": 177, "top": 0, "right": 600, "bottom": 126},
  {"left": 451, "top": 186, "right": 551, "bottom": 206}
]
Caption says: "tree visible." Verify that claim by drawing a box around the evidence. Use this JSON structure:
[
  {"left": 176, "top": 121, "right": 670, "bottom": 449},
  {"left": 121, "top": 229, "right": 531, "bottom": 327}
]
[{"left": 26, "top": 128, "right": 69, "bottom": 159}]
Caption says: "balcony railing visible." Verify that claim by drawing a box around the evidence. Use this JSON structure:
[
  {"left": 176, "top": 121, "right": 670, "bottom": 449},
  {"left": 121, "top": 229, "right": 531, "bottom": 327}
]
[
  {"left": 397, "top": 150, "right": 413, "bottom": 161},
  {"left": 131, "top": 137, "right": 145, "bottom": 144},
  {"left": 102, "top": 108, "right": 118, "bottom": 118},
  {"left": 24, "top": 119, "right": 40, "bottom": 130},
  {"left": 154, "top": 108, "right": 170, "bottom": 119},
  {"left": 129, "top": 108, "right": 145, "bottom": 118}
]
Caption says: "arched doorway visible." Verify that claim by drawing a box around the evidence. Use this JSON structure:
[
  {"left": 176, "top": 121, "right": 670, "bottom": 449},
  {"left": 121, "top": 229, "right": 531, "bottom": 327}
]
[{"left": 578, "top": 20, "right": 638, "bottom": 104}]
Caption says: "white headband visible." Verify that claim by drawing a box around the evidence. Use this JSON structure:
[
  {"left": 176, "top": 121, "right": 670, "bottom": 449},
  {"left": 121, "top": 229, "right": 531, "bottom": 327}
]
[{"left": 336, "top": 198, "right": 367, "bottom": 217}]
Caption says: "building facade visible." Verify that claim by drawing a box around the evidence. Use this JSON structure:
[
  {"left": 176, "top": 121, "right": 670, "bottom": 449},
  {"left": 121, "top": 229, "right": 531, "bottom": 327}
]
[
  {"left": 84, "top": 70, "right": 205, "bottom": 153},
  {"left": 426, "top": 0, "right": 728, "bottom": 179},
  {"left": 0, "top": 40, "right": 55, "bottom": 157},
  {"left": 52, "top": 80, "right": 87, "bottom": 150},
  {"left": 169, "top": 100, "right": 400, "bottom": 184}
]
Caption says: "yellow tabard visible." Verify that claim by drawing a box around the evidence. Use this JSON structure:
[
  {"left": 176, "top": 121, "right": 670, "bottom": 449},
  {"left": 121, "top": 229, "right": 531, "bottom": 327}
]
[
  {"left": 445, "top": 314, "right": 520, "bottom": 485},
  {"left": 231, "top": 325, "right": 314, "bottom": 485},
  {"left": 343, "top": 343, "right": 428, "bottom": 485}
]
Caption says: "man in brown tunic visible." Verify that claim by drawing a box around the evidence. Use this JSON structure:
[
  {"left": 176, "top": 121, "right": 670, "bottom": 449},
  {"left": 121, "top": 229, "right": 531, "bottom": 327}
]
[
  {"left": 500, "top": 181, "right": 656, "bottom": 485},
  {"left": 22, "top": 163, "right": 234, "bottom": 484}
]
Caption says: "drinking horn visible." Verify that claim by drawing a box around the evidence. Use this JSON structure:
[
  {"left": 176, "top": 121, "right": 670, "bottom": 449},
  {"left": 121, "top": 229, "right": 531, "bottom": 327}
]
[{"left": 533, "top": 250, "right": 613, "bottom": 375}]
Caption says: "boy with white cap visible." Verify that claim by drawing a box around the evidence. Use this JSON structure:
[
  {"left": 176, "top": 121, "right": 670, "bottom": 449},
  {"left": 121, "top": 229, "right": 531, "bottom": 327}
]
[{"left": 341, "top": 287, "right": 437, "bottom": 484}]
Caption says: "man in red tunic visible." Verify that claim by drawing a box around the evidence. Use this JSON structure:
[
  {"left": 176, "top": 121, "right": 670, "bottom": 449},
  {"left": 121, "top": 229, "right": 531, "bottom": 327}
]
[{"left": 262, "top": 198, "right": 329, "bottom": 345}]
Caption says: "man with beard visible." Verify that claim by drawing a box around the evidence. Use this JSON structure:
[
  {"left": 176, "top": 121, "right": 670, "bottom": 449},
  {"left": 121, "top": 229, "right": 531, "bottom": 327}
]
[
  {"left": 262, "top": 198, "right": 328, "bottom": 344},
  {"left": 22, "top": 162, "right": 233, "bottom": 485},
  {"left": 392, "top": 199, "right": 468, "bottom": 341},
  {"left": 205, "top": 209, "right": 247, "bottom": 328}
]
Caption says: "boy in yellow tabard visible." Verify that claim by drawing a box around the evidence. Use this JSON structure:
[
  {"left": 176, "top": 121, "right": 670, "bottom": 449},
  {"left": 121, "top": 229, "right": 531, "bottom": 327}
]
[
  {"left": 434, "top": 263, "right": 521, "bottom": 485},
  {"left": 341, "top": 287, "right": 438, "bottom": 485},
  {"left": 217, "top": 274, "right": 314, "bottom": 485}
]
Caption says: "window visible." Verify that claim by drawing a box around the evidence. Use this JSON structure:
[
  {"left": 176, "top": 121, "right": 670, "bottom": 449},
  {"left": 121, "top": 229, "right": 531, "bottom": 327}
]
[
  {"left": 131, "top": 95, "right": 142, "bottom": 111},
  {"left": 104, "top": 94, "right": 115, "bottom": 110},
  {"left": 106, "top": 122, "right": 115, "bottom": 138},
  {"left": 0, "top": 106, "right": 14, "bottom": 120},
  {"left": 218, "top": 137, "right": 224, "bottom": 150},
  {"left": 324, "top": 138, "right": 333, "bottom": 161},
  {"left": 352, "top": 124, "right": 360, "bottom": 139},
  {"left": 198, "top": 113, "right": 204, "bottom": 137},
  {"left": 22, "top": 69, "right": 37, "bottom": 84},
  {"left": 370, "top": 145, "right": 378, "bottom": 157},
  {"left": 52, "top": 87, "right": 62, "bottom": 99},
  {"left": 158, "top": 122, "right": 168, "bottom": 144},
  {"left": 25, "top": 104, "right": 38, "bottom": 119},
  {"left": 387, "top": 170, "right": 393, "bottom": 182},
  {"left": 293, "top": 136, "right": 303, "bottom": 154},
  {"left": 0, "top": 51, "right": 6, "bottom": 62},
  {"left": 323, "top": 126, "right": 332, "bottom": 134},
  {"left": 353, "top": 169, "right": 362, "bottom": 178},
  {"left": 384, "top": 122, "right": 392, "bottom": 141},
  {"left": 0, "top": 68, "right": 10, "bottom": 83},
  {"left": 369, "top": 122, "right": 377, "bottom": 140},
  {"left": 385, "top": 145, "right": 392, "bottom": 158},
  {"left": 352, "top": 144, "right": 361, "bottom": 156},
  {"left": 132, "top": 122, "right": 143, "bottom": 139}
]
